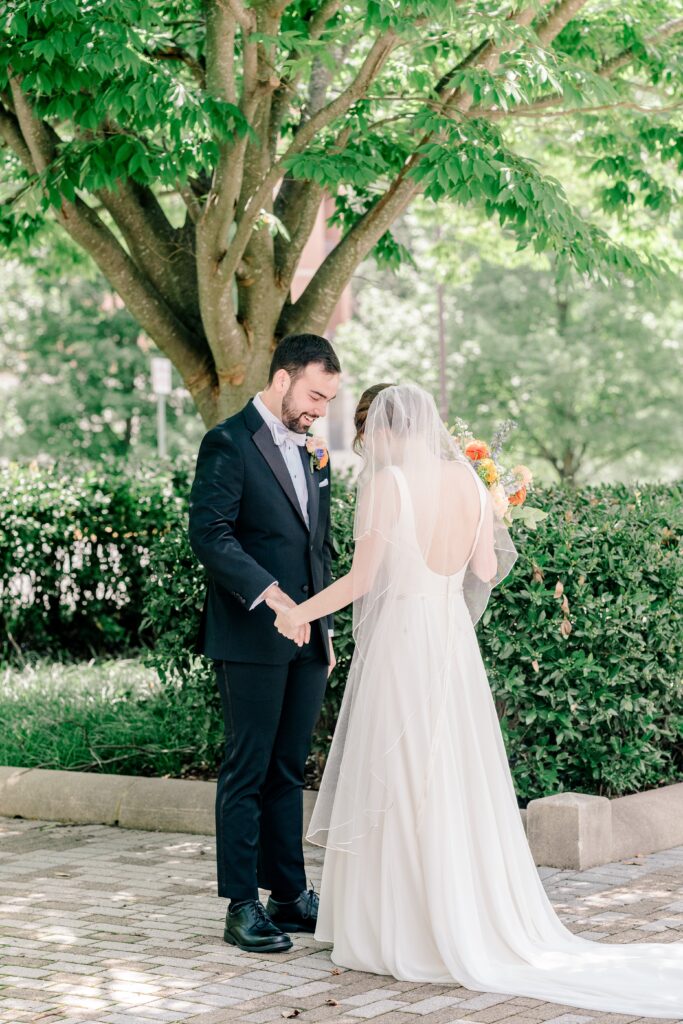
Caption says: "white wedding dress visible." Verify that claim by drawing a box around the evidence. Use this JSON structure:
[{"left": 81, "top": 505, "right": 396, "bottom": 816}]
[{"left": 307, "top": 399, "right": 683, "bottom": 1018}]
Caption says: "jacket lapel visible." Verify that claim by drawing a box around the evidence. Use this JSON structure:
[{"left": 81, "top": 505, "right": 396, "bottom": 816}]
[
  {"left": 251, "top": 423, "right": 309, "bottom": 530},
  {"left": 299, "top": 444, "right": 320, "bottom": 538}
]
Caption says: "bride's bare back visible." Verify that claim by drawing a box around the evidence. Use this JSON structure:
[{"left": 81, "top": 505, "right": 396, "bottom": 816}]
[{"left": 402, "top": 459, "right": 496, "bottom": 582}]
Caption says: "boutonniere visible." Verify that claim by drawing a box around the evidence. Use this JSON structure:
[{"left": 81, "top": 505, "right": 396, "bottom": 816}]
[{"left": 305, "top": 435, "right": 329, "bottom": 471}]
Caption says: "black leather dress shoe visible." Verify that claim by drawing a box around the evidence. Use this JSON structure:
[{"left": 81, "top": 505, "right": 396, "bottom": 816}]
[
  {"left": 266, "top": 888, "right": 319, "bottom": 933},
  {"left": 224, "top": 899, "right": 293, "bottom": 952}
]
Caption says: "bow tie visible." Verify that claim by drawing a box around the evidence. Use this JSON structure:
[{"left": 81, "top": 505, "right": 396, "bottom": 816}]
[{"left": 270, "top": 420, "right": 308, "bottom": 448}]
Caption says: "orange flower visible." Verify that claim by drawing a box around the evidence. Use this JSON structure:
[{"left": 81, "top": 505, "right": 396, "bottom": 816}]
[
  {"left": 508, "top": 485, "right": 527, "bottom": 506},
  {"left": 465, "top": 439, "right": 490, "bottom": 461}
]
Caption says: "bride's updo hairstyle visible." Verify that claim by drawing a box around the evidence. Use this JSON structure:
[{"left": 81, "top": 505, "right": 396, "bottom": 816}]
[{"left": 353, "top": 383, "right": 396, "bottom": 454}]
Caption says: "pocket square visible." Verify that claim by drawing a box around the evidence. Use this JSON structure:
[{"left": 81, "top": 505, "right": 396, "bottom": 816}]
[{"left": 318, "top": 478, "right": 329, "bottom": 488}]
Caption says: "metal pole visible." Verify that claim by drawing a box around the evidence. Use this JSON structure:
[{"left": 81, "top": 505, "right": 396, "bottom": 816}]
[
  {"left": 157, "top": 394, "right": 167, "bottom": 458},
  {"left": 437, "top": 280, "right": 448, "bottom": 421}
]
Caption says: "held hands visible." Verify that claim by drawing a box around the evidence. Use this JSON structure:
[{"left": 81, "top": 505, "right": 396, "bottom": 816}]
[
  {"left": 274, "top": 607, "right": 307, "bottom": 646},
  {"left": 265, "top": 585, "right": 310, "bottom": 647}
]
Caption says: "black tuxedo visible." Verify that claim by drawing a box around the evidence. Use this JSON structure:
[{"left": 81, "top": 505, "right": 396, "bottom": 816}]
[
  {"left": 188, "top": 397, "right": 334, "bottom": 900},
  {"left": 189, "top": 397, "right": 333, "bottom": 663}
]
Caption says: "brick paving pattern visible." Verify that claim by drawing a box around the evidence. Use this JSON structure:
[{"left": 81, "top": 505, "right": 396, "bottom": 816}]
[{"left": 1, "top": 815, "right": 683, "bottom": 1024}]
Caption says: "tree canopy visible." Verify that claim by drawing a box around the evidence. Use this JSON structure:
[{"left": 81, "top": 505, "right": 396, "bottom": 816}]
[
  {"left": 1, "top": 0, "right": 681, "bottom": 424},
  {"left": 338, "top": 203, "right": 683, "bottom": 485}
]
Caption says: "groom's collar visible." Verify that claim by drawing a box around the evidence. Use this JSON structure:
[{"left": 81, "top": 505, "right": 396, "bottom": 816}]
[
  {"left": 252, "top": 391, "right": 282, "bottom": 431},
  {"left": 242, "top": 396, "right": 267, "bottom": 435},
  {"left": 242, "top": 394, "right": 313, "bottom": 440}
]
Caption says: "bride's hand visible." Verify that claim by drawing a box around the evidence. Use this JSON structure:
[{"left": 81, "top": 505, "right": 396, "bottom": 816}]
[{"left": 274, "top": 607, "right": 310, "bottom": 646}]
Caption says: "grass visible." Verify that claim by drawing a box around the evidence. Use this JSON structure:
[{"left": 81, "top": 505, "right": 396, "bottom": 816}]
[{"left": 0, "top": 657, "right": 222, "bottom": 779}]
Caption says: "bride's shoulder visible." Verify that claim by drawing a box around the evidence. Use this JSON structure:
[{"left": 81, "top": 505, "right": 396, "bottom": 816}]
[
  {"left": 357, "top": 466, "right": 400, "bottom": 516},
  {"left": 442, "top": 459, "right": 484, "bottom": 504}
]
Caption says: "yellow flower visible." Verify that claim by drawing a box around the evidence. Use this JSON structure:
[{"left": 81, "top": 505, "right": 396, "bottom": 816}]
[{"left": 478, "top": 457, "right": 498, "bottom": 485}]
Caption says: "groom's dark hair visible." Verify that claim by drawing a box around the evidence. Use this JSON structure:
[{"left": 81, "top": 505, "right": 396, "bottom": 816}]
[{"left": 268, "top": 333, "right": 341, "bottom": 384}]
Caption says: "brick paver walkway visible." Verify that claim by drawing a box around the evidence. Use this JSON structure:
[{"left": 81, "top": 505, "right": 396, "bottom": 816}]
[{"left": 1, "top": 816, "right": 683, "bottom": 1024}]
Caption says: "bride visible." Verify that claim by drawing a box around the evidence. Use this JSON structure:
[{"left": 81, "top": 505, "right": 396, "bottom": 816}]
[{"left": 269, "top": 382, "right": 683, "bottom": 1017}]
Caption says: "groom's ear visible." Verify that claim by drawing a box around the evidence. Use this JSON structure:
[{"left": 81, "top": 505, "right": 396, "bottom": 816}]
[{"left": 271, "top": 368, "right": 291, "bottom": 394}]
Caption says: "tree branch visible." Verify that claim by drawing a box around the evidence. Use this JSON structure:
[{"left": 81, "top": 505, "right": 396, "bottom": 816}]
[
  {"left": 220, "top": 30, "right": 399, "bottom": 282},
  {"left": 278, "top": 4, "right": 586, "bottom": 334},
  {"left": 205, "top": 0, "right": 237, "bottom": 104},
  {"left": 273, "top": 179, "right": 326, "bottom": 291},
  {"left": 277, "top": 168, "right": 420, "bottom": 337},
  {"left": 599, "top": 15, "right": 683, "bottom": 77},
  {"left": 0, "top": 101, "right": 35, "bottom": 172},
  {"left": 6, "top": 75, "right": 212, "bottom": 399},
  {"left": 96, "top": 178, "right": 202, "bottom": 332},
  {"left": 225, "top": 0, "right": 253, "bottom": 32},
  {"left": 534, "top": 0, "right": 590, "bottom": 48},
  {"left": 468, "top": 15, "right": 683, "bottom": 121},
  {"left": 202, "top": 0, "right": 270, "bottom": 259},
  {"left": 268, "top": 0, "right": 343, "bottom": 158},
  {"left": 148, "top": 45, "right": 206, "bottom": 88},
  {"left": 443, "top": 4, "right": 545, "bottom": 116},
  {"left": 9, "top": 86, "right": 202, "bottom": 336},
  {"left": 8, "top": 73, "right": 54, "bottom": 172}
]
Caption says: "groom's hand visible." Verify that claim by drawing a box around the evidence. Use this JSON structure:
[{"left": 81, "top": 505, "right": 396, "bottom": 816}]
[{"left": 265, "top": 585, "right": 310, "bottom": 646}]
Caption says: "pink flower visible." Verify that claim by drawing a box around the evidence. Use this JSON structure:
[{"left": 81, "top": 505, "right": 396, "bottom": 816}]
[
  {"left": 490, "top": 482, "right": 510, "bottom": 519},
  {"left": 512, "top": 464, "right": 533, "bottom": 486}
]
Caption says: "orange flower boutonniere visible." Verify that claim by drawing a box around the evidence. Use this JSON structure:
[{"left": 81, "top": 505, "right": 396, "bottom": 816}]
[{"left": 305, "top": 435, "right": 329, "bottom": 471}]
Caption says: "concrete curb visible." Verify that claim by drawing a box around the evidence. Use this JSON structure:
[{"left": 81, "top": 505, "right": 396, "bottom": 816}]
[
  {"left": 526, "top": 782, "right": 683, "bottom": 869},
  {"left": 0, "top": 766, "right": 315, "bottom": 838},
  {"left": 1, "top": 766, "right": 682, "bottom": 869}
]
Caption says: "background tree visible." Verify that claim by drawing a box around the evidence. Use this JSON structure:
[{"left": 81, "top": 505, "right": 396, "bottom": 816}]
[
  {"left": 336, "top": 202, "right": 683, "bottom": 485},
  {"left": 0, "top": 258, "right": 203, "bottom": 460},
  {"left": 1, "top": 0, "right": 681, "bottom": 426}
]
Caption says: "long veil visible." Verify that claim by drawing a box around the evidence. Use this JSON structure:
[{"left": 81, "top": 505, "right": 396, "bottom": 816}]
[{"left": 306, "top": 383, "right": 518, "bottom": 852}]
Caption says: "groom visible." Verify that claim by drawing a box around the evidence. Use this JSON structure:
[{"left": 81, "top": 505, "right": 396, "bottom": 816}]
[{"left": 188, "top": 334, "right": 341, "bottom": 952}]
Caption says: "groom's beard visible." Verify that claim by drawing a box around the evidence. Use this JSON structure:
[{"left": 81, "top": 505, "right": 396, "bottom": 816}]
[{"left": 282, "top": 388, "right": 316, "bottom": 434}]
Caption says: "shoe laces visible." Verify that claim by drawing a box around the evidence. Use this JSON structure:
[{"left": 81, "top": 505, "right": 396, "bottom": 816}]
[
  {"left": 252, "top": 900, "right": 272, "bottom": 926},
  {"left": 301, "top": 887, "right": 318, "bottom": 919}
]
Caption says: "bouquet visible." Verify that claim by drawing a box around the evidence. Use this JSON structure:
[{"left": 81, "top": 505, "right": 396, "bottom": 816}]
[{"left": 448, "top": 418, "right": 547, "bottom": 531}]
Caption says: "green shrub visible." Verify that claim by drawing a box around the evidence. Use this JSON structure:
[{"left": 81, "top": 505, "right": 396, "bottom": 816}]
[
  {"left": 2, "top": 458, "right": 681, "bottom": 800},
  {"left": 484, "top": 482, "right": 683, "bottom": 801},
  {"left": 0, "top": 457, "right": 185, "bottom": 659},
  {"left": 141, "top": 473, "right": 682, "bottom": 801}
]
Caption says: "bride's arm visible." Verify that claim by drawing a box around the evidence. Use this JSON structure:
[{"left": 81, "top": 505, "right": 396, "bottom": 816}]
[
  {"left": 268, "top": 529, "right": 386, "bottom": 641},
  {"left": 268, "top": 471, "right": 398, "bottom": 642},
  {"left": 268, "top": 570, "right": 355, "bottom": 634},
  {"left": 469, "top": 488, "right": 497, "bottom": 583}
]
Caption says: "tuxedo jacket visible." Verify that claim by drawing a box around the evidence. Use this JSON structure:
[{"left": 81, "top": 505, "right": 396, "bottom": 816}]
[{"left": 188, "top": 398, "right": 334, "bottom": 664}]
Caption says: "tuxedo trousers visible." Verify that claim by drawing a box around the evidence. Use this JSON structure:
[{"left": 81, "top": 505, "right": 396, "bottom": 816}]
[{"left": 213, "top": 647, "right": 328, "bottom": 900}]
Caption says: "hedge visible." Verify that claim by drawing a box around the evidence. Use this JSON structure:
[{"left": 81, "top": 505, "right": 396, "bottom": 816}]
[{"left": 1, "top": 458, "right": 681, "bottom": 801}]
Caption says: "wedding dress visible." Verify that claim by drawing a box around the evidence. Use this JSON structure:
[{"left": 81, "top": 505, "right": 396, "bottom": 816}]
[{"left": 306, "top": 383, "right": 683, "bottom": 1018}]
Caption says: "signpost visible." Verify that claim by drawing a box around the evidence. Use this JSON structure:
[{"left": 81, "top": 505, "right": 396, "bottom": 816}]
[{"left": 151, "top": 356, "right": 172, "bottom": 458}]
